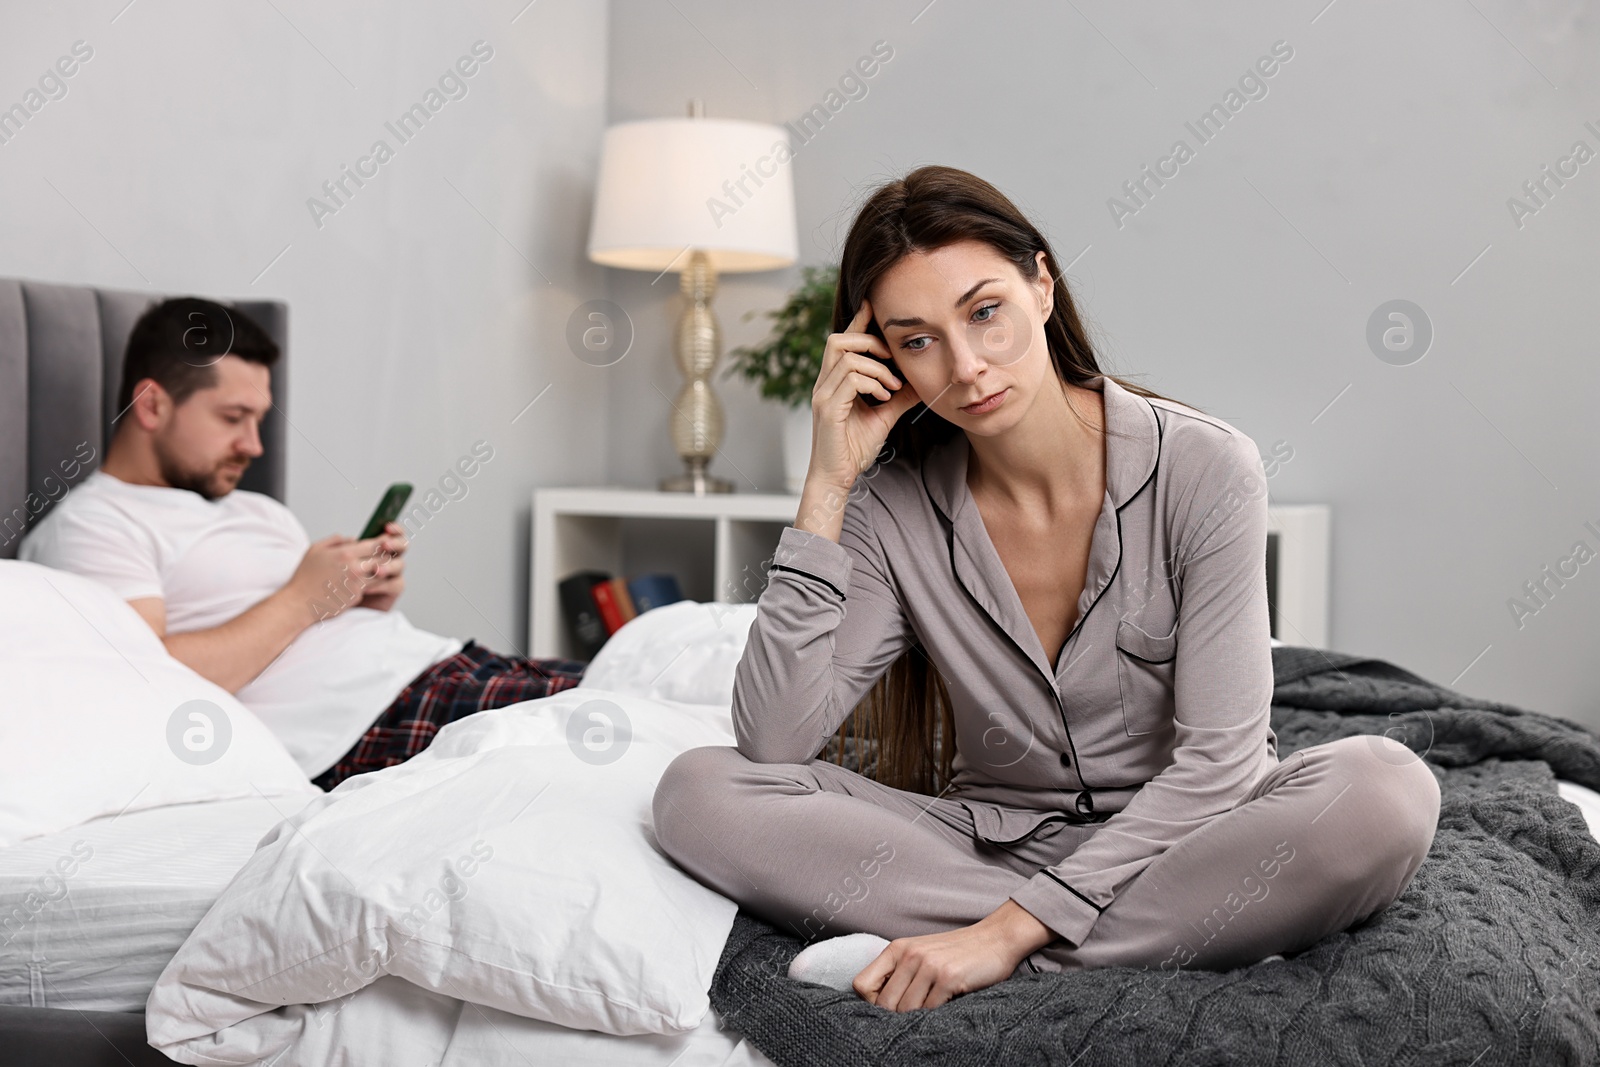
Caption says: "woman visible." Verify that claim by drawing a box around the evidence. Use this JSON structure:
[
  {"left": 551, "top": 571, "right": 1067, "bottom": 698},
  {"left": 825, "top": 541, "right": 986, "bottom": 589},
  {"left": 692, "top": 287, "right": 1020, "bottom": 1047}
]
[{"left": 652, "top": 166, "right": 1439, "bottom": 1013}]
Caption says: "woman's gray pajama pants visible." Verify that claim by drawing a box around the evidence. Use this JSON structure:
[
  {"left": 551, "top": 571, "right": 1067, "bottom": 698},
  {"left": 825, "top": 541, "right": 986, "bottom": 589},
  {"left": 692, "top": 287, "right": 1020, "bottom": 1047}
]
[{"left": 652, "top": 733, "right": 1440, "bottom": 975}]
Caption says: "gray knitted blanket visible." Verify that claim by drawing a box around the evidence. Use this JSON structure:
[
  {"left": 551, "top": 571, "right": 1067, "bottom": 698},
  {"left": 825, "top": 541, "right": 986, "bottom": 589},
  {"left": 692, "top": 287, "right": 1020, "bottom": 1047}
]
[{"left": 708, "top": 646, "right": 1600, "bottom": 1066}]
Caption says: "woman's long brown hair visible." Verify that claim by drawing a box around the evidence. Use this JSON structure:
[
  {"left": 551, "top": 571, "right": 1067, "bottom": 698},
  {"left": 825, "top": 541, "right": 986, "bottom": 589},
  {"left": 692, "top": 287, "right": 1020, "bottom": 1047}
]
[{"left": 820, "top": 165, "right": 1204, "bottom": 796}]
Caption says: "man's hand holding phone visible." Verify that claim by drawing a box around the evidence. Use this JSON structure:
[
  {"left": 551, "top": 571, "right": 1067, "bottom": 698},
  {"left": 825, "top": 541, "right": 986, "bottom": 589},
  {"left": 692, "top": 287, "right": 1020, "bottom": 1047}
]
[
  {"left": 354, "top": 521, "right": 407, "bottom": 612},
  {"left": 285, "top": 480, "right": 413, "bottom": 622},
  {"left": 349, "top": 483, "right": 410, "bottom": 612},
  {"left": 153, "top": 492, "right": 410, "bottom": 694},
  {"left": 286, "top": 525, "right": 407, "bottom": 621},
  {"left": 796, "top": 298, "right": 921, "bottom": 542}
]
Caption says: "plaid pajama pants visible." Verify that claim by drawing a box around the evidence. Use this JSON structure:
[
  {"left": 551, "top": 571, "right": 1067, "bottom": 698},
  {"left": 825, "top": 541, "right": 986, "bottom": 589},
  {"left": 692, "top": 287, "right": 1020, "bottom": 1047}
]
[{"left": 312, "top": 639, "right": 587, "bottom": 791}]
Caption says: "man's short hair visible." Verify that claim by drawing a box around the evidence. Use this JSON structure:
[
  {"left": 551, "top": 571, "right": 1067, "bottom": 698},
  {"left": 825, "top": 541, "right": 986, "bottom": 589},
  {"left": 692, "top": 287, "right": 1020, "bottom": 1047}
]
[{"left": 116, "top": 297, "right": 280, "bottom": 414}]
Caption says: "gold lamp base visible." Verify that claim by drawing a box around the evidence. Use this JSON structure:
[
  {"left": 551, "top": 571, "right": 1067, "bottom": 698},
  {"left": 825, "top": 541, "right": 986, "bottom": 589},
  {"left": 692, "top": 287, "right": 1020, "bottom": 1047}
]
[
  {"left": 662, "top": 250, "right": 736, "bottom": 494},
  {"left": 660, "top": 457, "right": 733, "bottom": 494}
]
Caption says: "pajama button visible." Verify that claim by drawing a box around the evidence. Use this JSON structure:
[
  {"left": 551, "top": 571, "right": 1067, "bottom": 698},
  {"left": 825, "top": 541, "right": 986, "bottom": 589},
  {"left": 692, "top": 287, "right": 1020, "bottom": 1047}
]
[{"left": 1059, "top": 752, "right": 1071, "bottom": 767}]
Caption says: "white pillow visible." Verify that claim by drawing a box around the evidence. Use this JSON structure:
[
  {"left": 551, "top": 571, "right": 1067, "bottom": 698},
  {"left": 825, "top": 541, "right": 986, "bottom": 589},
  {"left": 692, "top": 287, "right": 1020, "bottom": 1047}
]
[
  {"left": 0, "top": 561, "right": 317, "bottom": 847},
  {"left": 146, "top": 688, "right": 740, "bottom": 1057},
  {"left": 579, "top": 600, "right": 757, "bottom": 705}
]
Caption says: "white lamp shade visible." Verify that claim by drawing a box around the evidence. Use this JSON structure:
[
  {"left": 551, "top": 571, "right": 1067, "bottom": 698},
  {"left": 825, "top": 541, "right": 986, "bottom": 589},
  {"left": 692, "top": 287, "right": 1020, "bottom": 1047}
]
[{"left": 588, "top": 117, "right": 799, "bottom": 273}]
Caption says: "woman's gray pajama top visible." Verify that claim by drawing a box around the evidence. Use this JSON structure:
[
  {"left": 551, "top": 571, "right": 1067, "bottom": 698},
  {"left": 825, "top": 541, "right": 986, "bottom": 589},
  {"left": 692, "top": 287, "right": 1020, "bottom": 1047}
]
[{"left": 731, "top": 373, "right": 1280, "bottom": 948}]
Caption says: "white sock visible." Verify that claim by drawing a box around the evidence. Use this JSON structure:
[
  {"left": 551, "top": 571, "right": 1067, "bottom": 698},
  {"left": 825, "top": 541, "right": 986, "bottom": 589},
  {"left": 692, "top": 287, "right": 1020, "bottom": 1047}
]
[{"left": 787, "top": 933, "right": 892, "bottom": 992}]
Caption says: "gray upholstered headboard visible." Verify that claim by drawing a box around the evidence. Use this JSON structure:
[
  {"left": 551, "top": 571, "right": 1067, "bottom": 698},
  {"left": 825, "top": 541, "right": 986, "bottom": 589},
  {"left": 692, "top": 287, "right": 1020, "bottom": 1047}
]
[{"left": 0, "top": 278, "right": 289, "bottom": 559}]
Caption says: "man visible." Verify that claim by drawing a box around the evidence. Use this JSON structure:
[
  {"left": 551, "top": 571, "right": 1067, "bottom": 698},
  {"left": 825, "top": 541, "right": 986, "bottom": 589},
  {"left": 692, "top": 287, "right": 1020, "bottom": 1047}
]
[{"left": 20, "top": 297, "right": 586, "bottom": 789}]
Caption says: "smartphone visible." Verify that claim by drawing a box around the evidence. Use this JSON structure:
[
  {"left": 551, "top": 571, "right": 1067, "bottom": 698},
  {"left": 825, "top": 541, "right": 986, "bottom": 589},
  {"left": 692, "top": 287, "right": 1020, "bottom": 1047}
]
[
  {"left": 359, "top": 482, "right": 413, "bottom": 540},
  {"left": 863, "top": 313, "right": 903, "bottom": 409}
]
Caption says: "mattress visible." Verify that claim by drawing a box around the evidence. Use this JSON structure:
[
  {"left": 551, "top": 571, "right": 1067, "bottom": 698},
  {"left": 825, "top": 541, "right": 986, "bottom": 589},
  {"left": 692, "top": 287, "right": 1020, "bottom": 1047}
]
[{"left": 0, "top": 795, "right": 315, "bottom": 1012}]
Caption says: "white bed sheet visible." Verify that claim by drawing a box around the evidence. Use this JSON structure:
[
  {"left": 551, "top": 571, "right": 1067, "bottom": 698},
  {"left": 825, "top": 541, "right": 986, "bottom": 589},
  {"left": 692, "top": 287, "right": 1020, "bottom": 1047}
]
[
  {"left": 0, "top": 793, "right": 315, "bottom": 1012},
  {"left": 232, "top": 974, "right": 778, "bottom": 1067}
]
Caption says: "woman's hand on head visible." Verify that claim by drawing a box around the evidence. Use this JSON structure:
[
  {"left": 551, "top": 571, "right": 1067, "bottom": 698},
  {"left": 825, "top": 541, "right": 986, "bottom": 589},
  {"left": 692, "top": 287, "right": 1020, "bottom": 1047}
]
[{"left": 807, "top": 298, "right": 922, "bottom": 495}]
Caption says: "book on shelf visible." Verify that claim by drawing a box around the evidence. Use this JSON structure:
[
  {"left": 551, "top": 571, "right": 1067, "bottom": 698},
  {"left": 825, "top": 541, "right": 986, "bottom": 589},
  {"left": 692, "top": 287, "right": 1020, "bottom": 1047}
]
[
  {"left": 589, "top": 579, "right": 627, "bottom": 635},
  {"left": 627, "top": 573, "right": 683, "bottom": 613},
  {"left": 557, "top": 570, "right": 611, "bottom": 659},
  {"left": 558, "top": 570, "right": 686, "bottom": 654},
  {"left": 608, "top": 577, "right": 637, "bottom": 624}
]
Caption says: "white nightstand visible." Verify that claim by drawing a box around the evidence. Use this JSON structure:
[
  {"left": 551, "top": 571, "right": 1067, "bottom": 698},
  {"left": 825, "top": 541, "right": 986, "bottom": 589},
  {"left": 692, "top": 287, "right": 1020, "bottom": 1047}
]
[{"left": 529, "top": 487, "right": 802, "bottom": 658}]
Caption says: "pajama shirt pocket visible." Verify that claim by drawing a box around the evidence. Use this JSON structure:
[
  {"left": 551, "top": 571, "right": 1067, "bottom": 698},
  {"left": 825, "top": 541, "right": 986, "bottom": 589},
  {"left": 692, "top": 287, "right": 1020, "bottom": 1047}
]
[{"left": 1115, "top": 617, "right": 1178, "bottom": 736}]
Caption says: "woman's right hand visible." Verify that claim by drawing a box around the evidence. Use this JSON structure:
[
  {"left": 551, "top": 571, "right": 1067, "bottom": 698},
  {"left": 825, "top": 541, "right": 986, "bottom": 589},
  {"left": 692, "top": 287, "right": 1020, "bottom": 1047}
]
[
  {"left": 807, "top": 297, "right": 922, "bottom": 494},
  {"left": 793, "top": 298, "right": 922, "bottom": 542}
]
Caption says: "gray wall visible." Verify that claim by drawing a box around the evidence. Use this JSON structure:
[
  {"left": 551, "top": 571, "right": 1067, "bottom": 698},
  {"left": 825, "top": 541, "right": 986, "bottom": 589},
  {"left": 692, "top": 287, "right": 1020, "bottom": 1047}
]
[
  {"left": 0, "top": 0, "right": 610, "bottom": 653},
  {"left": 604, "top": 0, "right": 1600, "bottom": 727},
  {"left": 1, "top": 1, "right": 1594, "bottom": 728}
]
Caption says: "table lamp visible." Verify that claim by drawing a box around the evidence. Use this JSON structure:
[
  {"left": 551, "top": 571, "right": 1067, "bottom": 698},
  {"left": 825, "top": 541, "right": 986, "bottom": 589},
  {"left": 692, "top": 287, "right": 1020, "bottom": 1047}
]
[{"left": 587, "top": 102, "right": 799, "bottom": 493}]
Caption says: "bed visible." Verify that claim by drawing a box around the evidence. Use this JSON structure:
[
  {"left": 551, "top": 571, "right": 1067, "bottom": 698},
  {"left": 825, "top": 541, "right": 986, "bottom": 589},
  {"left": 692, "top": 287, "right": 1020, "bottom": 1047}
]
[
  {"left": 3, "top": 277, "right": 1599, "bottom": 1066},
  {"left": 0, "top": 277, "right": 777, "bottom": 1066},
  {"left": 0, "top": 277, "right": 292, "bottom": 1066},
  {"left": 0, "top": 556, "right": 777, "bottom": 1067}
]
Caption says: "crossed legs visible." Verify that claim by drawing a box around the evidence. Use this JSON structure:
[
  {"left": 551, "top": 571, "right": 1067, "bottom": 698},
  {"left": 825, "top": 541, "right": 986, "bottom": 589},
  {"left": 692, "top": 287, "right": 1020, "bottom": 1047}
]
[{"left": 652, "top": 734, "right": 1440, "bottom": 975}]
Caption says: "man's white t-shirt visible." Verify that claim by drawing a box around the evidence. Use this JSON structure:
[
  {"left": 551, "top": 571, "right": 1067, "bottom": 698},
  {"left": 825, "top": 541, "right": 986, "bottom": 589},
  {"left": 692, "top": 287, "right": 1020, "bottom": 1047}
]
[{"left": 19, "top": 471, "right": 463, "bottom": 776}]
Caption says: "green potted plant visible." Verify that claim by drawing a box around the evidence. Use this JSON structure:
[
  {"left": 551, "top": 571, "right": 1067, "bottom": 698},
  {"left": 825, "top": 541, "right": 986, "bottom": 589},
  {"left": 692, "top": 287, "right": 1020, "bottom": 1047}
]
[{"left": 724, "top": 264, "right": 837, "bottom": 494}]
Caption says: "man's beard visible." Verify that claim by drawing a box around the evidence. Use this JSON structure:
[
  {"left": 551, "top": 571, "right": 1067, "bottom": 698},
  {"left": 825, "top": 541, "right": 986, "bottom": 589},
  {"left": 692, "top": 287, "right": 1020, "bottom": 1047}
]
[{"left": 154, "top": 440, "right": 247, "bottom": 501}]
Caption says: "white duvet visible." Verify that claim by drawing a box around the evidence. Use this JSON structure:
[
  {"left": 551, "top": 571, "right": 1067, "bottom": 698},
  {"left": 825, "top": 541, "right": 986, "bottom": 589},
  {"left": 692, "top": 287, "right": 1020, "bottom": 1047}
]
[
  {"left": 146, "top": 688, "right": 747, "bottom": 1062},
  {"left": 146, "top": 600, "right": 759, "bottom": 1065}
]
